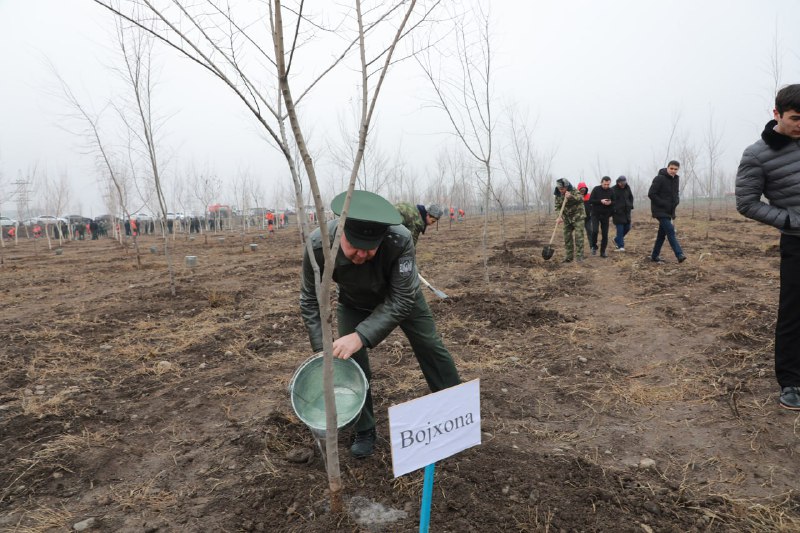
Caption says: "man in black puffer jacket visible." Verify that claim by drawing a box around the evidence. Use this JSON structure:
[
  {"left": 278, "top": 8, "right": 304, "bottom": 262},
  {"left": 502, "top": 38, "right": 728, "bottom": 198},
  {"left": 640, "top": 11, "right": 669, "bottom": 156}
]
[
  {"left": 736, "top": 83, "right": 800, "bottom": 411},
  {"left": 648, "top": 161, "right": 686, "bottom": 263}
]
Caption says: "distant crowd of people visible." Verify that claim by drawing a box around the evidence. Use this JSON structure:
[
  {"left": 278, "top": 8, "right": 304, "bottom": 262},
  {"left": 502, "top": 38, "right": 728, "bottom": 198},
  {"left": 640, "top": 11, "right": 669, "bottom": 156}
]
[{"left": 553, "top": 161, "right": 684, "bottom": 264}]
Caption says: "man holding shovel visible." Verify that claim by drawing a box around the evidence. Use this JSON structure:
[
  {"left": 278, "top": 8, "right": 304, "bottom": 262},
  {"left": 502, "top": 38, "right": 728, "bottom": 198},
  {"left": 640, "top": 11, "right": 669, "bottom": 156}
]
[
  {"left": 736, "top": 84, "right": 800, "bottom": 411},
  {"left": 554, "top": 178, "right": 586, "bottom": 263},
  {"left": 300, "top": 190, "right": 461, "bottom": 458}
]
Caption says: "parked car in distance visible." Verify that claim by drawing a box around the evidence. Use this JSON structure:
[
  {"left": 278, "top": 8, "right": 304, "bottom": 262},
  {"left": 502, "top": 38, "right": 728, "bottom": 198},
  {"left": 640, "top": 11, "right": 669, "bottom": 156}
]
[
  {"left": 0, "top": 216, "right": 18, "bottom": 227},
  {"left": 130, "top": 212, "right": 154, "bottom": 222},
  {"left": 166, "top": 212, "right": 185, "bottom": 221},
  {"left": 27, "top": 215, "right": 69, "bottom": 225},
  {"left": 63, "top": 215, "right": 92, "bottom": 225}
]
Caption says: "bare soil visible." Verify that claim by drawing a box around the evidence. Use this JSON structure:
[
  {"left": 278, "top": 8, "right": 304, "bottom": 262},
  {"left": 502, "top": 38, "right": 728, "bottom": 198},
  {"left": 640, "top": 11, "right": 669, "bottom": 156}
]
[{"left": 1, "top": 207, "right": 799, "bottom": 532}]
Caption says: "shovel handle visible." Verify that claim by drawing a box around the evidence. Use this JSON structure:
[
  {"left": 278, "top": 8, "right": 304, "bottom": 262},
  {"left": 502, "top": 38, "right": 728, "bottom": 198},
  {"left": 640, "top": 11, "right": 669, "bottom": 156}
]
[{"left": 548, "top": 195, "right": 569, "bottom": 246}]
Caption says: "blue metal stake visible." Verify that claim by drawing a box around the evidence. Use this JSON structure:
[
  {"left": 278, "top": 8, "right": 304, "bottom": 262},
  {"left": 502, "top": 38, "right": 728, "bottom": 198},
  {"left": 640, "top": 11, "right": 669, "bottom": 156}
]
[{"left": 419, "top": 463, "right": 436, "bottom": 532}]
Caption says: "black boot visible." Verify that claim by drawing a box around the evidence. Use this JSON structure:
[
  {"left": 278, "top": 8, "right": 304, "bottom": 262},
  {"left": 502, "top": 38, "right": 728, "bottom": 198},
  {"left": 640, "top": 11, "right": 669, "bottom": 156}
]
[{"left": 350, "top": 429, "right": 376, "bottom": 458}]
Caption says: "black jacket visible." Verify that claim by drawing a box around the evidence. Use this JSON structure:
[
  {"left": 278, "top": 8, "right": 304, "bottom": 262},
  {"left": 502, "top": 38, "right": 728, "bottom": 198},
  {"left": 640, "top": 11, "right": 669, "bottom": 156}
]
[
  {"left": 735, "top": 120, "right": 800, "bottom": 235},
  {"left": 612, "top": 184, "right": 634, "bottom": 225},
  {"left": 648, "top": 168, "right": 680, "bottom": 219},
  {"left": 589, "top": 185, "right": 615, "bottom": 217}
]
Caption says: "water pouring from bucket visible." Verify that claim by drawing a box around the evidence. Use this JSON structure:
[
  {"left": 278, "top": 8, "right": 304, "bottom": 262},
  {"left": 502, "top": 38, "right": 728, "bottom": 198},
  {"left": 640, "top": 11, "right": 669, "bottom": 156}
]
[{"left": 289, "top": 353, "right": 369, "bottom": 456}]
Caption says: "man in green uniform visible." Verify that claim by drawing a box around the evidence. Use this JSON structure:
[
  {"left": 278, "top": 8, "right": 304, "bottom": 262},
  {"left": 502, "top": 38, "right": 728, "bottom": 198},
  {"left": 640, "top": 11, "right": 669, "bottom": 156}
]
[
  {"left": 394, "top": 202, "right": 444, "bottom": 246},
  {"left": 300, "top": 190, "right": 461, "bottom": 458},
  {"left": 554, "top": 178, "right": 586, "bottom": 263}
]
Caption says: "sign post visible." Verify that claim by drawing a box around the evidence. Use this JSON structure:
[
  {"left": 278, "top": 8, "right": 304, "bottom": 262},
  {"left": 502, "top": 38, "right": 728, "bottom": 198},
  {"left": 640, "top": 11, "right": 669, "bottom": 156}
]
[
  {"left": 388, "top": 380, "right": 481, "bottom": 531},
  {"left": 419, "top": 463, "right": 436, "bottom": 533}
]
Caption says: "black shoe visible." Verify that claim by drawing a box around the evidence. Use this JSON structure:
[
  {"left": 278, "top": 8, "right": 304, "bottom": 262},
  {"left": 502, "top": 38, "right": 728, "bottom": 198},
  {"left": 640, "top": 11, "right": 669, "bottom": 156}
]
[
  {"left": 779, "top": 387, "right": 800, "bottom": 411},
  {"left": 651, "top": 256, "right": 665, "bottom": 264},
  {"left": 591, "top": 247, "right": 597, "bottom": 256},
  {"left": 678, "top": 255, "right": 687, "bottom": 263},
  {"left": 600, "top": 252, "right": 608, "bottom": 258},
  {"left": 350, "top": 429, "right": 376, "bottom": 458},
  {"left": 562, "top": 258, "right": 573, "bottom": 263}
]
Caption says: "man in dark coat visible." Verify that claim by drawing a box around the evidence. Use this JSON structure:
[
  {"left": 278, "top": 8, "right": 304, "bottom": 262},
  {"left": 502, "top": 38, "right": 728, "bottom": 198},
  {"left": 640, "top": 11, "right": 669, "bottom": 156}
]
[
  {"left": 612, "top": 176, "right": 634, "bottom": 251},
  {"left": 589, "top": 176, "right": 614, "bottom": 257},
  {"left": 736, "top": 83, "right": 800, "bottom": 410},
  {"left": 300, "top": 190, "right": 460, "bottom": 458},
  {"left": 648, "top": 161, "right": 686, "bottom": 263}
]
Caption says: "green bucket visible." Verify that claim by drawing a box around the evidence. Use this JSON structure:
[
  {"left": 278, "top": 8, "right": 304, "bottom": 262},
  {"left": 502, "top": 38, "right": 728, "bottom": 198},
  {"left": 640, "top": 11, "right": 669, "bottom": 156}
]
[{"left": 289, "top": 353, "right": 369, "bottom": 432}]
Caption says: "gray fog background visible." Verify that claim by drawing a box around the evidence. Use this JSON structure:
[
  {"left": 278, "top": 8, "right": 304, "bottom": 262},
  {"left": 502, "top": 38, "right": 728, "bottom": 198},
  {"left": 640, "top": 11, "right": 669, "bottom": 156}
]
[{"left": 1, "top": 0, "right": 798, "bottom": 217}]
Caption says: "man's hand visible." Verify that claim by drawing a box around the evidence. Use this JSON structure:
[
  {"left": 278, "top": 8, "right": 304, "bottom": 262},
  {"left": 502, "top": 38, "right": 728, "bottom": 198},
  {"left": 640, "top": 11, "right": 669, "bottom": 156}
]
[
  {"left": 332, "top": 332, "right": 364, "bottom": 359},
  {"left": 556, "top": 217, "right": 563, "bottom": 224},
  {"left": 564, "top": 191, "right": 572, "bottom": 199}
]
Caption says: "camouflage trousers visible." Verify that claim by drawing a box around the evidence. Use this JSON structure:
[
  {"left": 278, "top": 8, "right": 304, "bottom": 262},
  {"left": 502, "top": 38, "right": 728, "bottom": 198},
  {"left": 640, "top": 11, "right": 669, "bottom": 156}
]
[{"left": 562, "top": 219, "right": 585, "bottom": 261}]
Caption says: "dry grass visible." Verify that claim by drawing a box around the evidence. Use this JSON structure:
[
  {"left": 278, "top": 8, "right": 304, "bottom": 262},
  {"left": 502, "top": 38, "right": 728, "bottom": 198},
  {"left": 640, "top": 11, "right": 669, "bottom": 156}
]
[
  {"left": 6, "top": 505, "right": 73, "bottom": 533},
  {"left": 108, "top": 473, "right": 178, "bottom": 512}
]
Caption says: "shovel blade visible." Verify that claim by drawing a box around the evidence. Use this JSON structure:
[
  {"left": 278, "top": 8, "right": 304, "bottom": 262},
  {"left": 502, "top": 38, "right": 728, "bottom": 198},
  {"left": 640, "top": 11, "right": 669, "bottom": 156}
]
[
  {"left": 542, "top": 245, "right": 555, "bottom": 260},
  {"left": 426, "top": 284, "right": 448, "bottom": 299}
]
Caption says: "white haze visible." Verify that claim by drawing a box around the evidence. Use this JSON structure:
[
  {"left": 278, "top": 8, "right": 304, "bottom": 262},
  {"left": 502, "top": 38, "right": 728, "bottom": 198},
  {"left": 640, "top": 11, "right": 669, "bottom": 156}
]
[{"left": 1, "top": 0, "right": 798, "bottom": 217}]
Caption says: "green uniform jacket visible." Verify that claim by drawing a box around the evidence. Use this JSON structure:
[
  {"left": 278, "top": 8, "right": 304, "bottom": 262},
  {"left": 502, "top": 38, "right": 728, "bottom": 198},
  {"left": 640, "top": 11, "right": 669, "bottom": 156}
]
[
  {"left": 395, "top": 202, "right": 425, "bottom": 245},
  {"left": 555, "top": 190, "right": 586, "bottom": 224},
  {"left": 300, "top": 219, "right": 420, "bottom": 352}
]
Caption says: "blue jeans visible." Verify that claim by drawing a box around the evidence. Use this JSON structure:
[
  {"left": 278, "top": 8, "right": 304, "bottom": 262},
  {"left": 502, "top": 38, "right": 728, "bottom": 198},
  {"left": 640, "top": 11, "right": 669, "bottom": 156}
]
[
  {"left": 614, "top": 223, "right": 631, "bottom": 248},
  {"left": 651, "top": 217, "right": 683, "bottom": 259}
]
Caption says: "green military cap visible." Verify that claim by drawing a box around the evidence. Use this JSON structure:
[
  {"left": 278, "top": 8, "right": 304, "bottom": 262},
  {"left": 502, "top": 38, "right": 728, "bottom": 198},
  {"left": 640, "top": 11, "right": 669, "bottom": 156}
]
[{"left": 331, "top": 190, "right": 402, "bottom": 250}]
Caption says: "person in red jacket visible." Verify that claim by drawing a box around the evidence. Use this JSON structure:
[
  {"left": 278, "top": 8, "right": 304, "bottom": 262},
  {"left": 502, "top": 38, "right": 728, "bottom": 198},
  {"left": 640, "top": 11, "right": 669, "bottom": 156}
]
[
  {"left": 266, "top": 211, "right": 275, "bottom": 233},
  {"left": 577, "top": 181, "right": 593, "bottom": 249}
]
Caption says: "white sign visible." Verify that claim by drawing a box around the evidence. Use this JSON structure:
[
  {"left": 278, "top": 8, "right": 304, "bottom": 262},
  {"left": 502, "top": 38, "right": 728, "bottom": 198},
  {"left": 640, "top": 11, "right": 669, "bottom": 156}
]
[{"left": 388, "top": 379, "right": 481, "bottom": 478}]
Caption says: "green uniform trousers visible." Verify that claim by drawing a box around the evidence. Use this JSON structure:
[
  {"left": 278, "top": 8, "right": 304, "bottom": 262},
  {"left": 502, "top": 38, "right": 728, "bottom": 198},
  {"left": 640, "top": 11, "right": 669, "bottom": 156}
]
[
  {"left": 562, "top": 218, "right": 585, "bottom": 261},
  {"left": 338, "top": 290, "right": 461, "bottom": 433}
]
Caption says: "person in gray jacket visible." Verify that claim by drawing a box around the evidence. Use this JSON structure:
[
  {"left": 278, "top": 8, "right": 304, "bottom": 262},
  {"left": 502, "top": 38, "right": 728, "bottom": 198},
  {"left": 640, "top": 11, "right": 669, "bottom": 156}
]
[
  {"left": 300, "top": 190, "right": 460, "bottom": 457},
  {"left": 736, "top": 84, "right": 800, "bottom": 411}
]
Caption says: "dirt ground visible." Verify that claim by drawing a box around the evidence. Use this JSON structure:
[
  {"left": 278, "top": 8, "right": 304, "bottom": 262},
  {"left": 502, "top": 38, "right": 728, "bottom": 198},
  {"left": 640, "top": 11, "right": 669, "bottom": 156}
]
[{"left": 1, "top": 205, "right": 799, "bottom": 532}]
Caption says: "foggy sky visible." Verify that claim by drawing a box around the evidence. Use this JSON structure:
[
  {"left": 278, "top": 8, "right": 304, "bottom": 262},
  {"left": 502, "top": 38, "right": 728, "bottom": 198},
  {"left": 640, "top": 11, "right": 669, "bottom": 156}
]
[{"left": 1, "top": 0, "right": 798, "bottom": 217}]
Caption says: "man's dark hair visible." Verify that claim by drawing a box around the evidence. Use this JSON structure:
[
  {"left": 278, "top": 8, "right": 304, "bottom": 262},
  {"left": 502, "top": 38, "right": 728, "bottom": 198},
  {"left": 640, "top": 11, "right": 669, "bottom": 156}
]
[
  {"left": 775, "top": 84, "right": 800, "bottom": 115},
  {"left": 601, "top": 176, "right": 611, "bottom": 182},
  {"left": 668, "top": 160, "right": 680, "bottom": 168}
]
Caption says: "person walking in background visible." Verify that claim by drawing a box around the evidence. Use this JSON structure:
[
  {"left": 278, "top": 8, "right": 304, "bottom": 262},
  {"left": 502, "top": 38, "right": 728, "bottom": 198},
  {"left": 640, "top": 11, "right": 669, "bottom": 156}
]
[
  {"left": 395, "top": 202, "right": 444, "bottom": 246},
  {"left": 589, "top": 176, "right": 614, "bottom": 258},
  {"left": 612, "top": 176, "right": 634, "bottom": 252},
  {"left": 577, "top": 181, "right": 592, "bottom": 250},
  {"left": 736, "top": 83, "right": 800, "bottom": 411},
  {"left": 554, "top": 178, "right": 586, "bottom": 263},
  {"left": 648, "top": 160, "right": 686, "bottom": 264},
  {"left": 266, "top": 211, "right": 275, "bottom": 234}
]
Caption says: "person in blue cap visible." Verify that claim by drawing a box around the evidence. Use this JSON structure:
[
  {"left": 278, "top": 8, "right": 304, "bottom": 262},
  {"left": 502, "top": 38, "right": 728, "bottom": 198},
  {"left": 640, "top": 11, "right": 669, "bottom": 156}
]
[{"left": 299, "top": 190, "right": 461, "bottom": 458}]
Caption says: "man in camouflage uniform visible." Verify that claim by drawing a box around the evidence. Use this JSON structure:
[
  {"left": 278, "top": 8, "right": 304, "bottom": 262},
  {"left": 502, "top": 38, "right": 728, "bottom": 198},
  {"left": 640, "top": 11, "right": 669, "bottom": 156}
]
[
  {"left": 394, "top": 202, "right": 444, "bottom": 246},
  {"left": 554, "top": 178, "right": 586, "bottom": 263}
]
